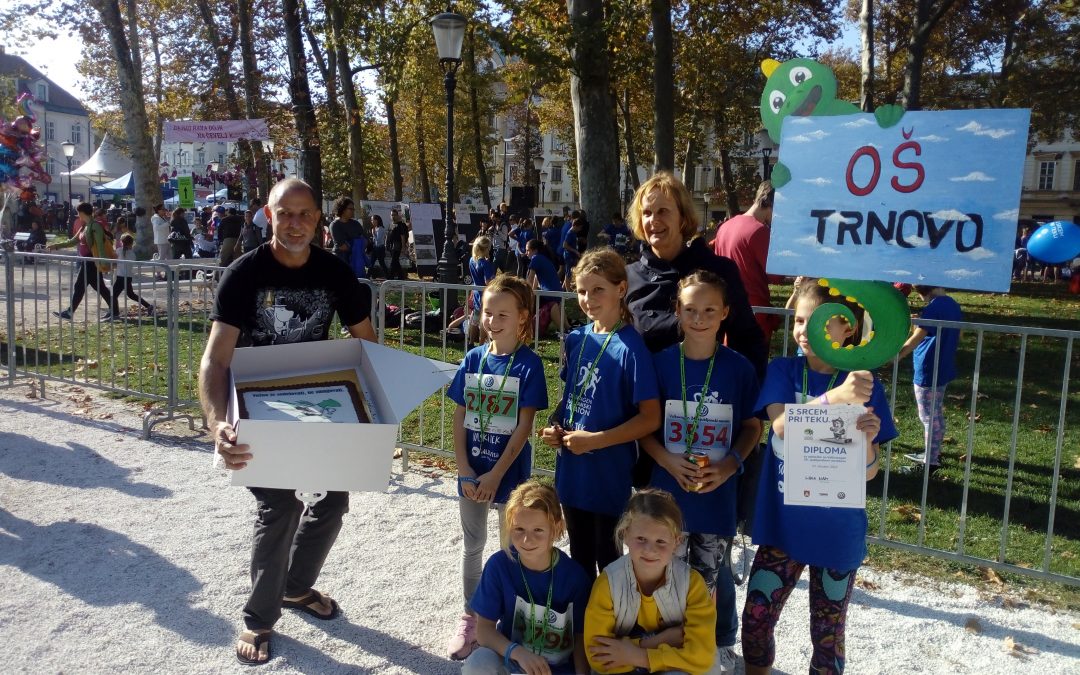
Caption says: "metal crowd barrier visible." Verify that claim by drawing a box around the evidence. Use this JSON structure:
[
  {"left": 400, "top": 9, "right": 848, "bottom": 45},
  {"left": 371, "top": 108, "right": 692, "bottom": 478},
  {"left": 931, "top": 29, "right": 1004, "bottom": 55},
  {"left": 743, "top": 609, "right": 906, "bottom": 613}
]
[{"left": 2, "top": 255, "right": 1077, "bottom": 586}]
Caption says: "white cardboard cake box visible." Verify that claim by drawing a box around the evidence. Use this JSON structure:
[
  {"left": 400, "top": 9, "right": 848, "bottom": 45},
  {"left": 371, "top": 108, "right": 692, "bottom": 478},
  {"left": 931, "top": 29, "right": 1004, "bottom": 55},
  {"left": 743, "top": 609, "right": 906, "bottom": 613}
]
[{"left": 227, "top": 338, "right": 455, "bottom": 492}]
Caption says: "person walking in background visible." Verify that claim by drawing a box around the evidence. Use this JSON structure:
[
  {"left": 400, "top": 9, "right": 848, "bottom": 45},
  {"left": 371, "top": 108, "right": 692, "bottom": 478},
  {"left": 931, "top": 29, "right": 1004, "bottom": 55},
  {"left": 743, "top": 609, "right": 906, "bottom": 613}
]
[
  {"left": 369, "top": 214, "right": 388, "bottom": 278},
  {"left": 151, "top": 203, "right": 171, "bottom": 264},
  {"left": 328, "top": 197, "right": 365, "bottom": 266},
  {"left": 111, "top": 233, "right": 155, "bottom": 317},
  {"left": 169, "top": 207, "right": 194, "bottom": 260},
  {"left": 47, "top": 202, "right": 120, "bottom": 321},
  {"left": 388, "top": 209, "right": 410, "bottom": 279},
  {"left": 712, "top": 181, "right": 785, "bottom": 347},
  {"left": 240, "top": 209, "right": 262, "bottom": 254},
  {"left": 218, "top": 207, "right": 245, "bottom": 268},
  {"left": 897, "top": 285, "right": 963, "bottom": 477}
]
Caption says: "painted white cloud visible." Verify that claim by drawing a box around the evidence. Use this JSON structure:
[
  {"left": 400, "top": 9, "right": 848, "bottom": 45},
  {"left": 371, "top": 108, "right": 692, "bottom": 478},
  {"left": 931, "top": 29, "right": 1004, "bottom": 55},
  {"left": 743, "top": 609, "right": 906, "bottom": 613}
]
[
  {"left": 795, "top": 235, "right": 820, "bottom": 246},
  {"left": 943, "top": 269, "right": 983, "bottom": 280},
  {"left": 826, "top": 212, "right": 846, "bottom": 224},
  {"left": 885, "top": 270, "right": 912, "bottom": 277},
  {"left": 775, "top": 250, "right": 801, "bottom": 257},
  {"left": 917, "top": 134, "right": 948, "bottom": 142},
  {"left": 842, "top": 118, "right": 874, "bottom": 128},
  {"left": 950, "top": 171, "right": 995, "bottom": 182},
  {"left": 773, "top": 191, "right": 787, "bottom": 201},
  {"left": 928, "top": 209, "right": 970, "bottom": 221},
  {"left": 818, "top": 247, "right": 841, "bottom": 255},
  {"left": 788, "top": 117, "right": 814, "bottom": 125},
  {"left": 904, "top": 236, "right": 931, "bottom": 248},
  {"left": 959, "top": 248, "right": 995, "bottom": 261},
  {"left": 993, "top": 208, "right": 1019, "bottom": 221},
  {"left": 801, "top": 177, "right": 833, "bottom": 186},
  {"left": 957, "top": 121, "right": 1016, "bottom": 140}
]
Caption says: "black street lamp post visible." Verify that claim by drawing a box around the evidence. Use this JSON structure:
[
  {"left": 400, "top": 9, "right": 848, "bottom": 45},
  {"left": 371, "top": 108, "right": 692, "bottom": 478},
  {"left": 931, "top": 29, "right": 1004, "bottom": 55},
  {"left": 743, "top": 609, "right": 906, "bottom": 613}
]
[
  {"left": 540, "top": 171, "right": 548, "bottom": 207},
  {"left": 431, "top": 7, "right": 467, "bottom": 306},
  {"left": 761, "top": 147, "right": 772, "bottom": 180},
  {"left": 210, "top": 160, "right": 220, "bottom": 205},
  {"left": 61, "top": 141, "right": 76, "bottom": 226}
]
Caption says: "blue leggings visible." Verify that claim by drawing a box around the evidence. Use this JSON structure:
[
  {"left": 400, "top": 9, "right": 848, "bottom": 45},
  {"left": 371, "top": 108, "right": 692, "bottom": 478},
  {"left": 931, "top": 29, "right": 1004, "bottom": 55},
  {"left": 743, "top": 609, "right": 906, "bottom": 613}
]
[{"left": 741, "top": 545, "right": 857, "bottom": 675}]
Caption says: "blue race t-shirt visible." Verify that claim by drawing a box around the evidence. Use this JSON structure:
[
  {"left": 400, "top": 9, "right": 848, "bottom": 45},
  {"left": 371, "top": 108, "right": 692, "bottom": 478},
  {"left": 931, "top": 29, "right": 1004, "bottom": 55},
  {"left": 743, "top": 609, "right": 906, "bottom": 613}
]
[
  {"left": 447, "top": 344, "right": 549, "bottom": 503},
  {"left": 555, "top": 324, "right": 659, "bottom": 516},
  {"left": 543, "top": 227, "right": 563, "bottom": 261},
  {"left": 751, "top": 356, "right": 898, "bottom": 571},
  {"left": 471, "top": 547, "right": 591, "bottom": 670},
  {"left": 913, "top": 295, "right": 962, "bottom": 387},
  {"left": 649, "top": 344, "right": 760, "bottom": 536},
  {"left": 560, "top": 227, "right": 580, "bottom": 267},
  {"left": 513, "top": 226, "right": 536, "bottom": 253},
  {"left": 529, "top": 254, "right": 562, "bottom": 293},
  {"left": 468, "top": 256, "right": 498, "bottom": 311}
]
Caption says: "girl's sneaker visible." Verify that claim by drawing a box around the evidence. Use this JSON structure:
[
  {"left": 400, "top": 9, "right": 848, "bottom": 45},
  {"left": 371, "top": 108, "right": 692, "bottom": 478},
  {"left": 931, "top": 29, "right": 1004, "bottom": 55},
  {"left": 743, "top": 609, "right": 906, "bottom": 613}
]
[
  {"left": 446, "top": 613, "right": 478, "bottom": 660},
  {"left": 713, "top": 646, "right": 738, "bottom": 673}
]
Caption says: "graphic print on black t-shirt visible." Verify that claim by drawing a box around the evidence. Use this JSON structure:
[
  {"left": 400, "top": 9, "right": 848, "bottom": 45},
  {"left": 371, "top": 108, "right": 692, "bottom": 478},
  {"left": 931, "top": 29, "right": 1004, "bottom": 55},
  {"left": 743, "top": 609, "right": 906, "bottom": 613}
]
[{"left": 251, "top": 287, "right": 335, "bottom": 344}]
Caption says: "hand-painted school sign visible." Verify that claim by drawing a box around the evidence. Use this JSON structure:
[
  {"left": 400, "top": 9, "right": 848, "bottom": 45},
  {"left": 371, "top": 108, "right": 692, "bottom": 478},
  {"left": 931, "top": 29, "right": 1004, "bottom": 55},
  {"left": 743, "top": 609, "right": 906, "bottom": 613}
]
[{"left": 767, "top": 109, "right": 1029, "bottom": 292}]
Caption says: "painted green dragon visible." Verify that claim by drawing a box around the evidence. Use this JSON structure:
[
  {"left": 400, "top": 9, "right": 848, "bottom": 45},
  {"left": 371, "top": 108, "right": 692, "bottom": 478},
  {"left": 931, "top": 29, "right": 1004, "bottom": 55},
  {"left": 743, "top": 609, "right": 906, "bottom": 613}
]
[{"left": 760, "top": 58, "right": 910, "bottom": 371}]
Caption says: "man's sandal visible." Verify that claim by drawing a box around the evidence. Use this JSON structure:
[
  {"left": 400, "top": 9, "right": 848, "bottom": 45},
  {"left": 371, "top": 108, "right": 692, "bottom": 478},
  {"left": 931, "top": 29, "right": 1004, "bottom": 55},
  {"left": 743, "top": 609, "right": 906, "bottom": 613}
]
[
  {"left": 235, "top": 630, "right": 272, "bottom": 666},
  {"left": 282, "top": 588, "right": 340, "bottom": 620}
]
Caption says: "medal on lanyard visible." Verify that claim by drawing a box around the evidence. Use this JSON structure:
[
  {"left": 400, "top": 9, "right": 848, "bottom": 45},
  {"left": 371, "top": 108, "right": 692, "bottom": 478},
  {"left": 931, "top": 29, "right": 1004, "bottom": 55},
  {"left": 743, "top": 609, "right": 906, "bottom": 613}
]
[
  {"left": 517, "top": 551, "right": 557, "bottom": 654},
  {"left": 566, "top": 322, "right": 621, "bottom": 429}
]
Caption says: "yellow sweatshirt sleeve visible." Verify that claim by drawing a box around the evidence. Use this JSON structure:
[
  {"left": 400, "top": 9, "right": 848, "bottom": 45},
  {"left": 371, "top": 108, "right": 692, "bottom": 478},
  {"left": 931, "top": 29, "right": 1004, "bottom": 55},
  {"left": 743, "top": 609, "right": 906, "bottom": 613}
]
[
  {"left": 584, "top": 571, "right": 626, "bottom": 673},
  {"left": 645, "top": 570, "right": 717, "bottom": 675}
]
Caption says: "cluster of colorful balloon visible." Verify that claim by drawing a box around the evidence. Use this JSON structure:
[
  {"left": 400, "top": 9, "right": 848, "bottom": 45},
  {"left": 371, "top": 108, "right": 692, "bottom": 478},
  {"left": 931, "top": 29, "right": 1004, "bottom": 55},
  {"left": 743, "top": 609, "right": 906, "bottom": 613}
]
[{"left": 0, "top": 93, "right": 50, "bottom": 190}]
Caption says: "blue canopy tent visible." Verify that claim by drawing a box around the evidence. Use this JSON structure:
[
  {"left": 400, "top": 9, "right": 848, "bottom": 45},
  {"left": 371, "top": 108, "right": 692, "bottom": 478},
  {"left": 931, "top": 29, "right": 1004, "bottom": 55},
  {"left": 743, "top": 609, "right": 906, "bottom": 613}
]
[{"left": 91, "top": 172, "right": 175, "bottom": 199}]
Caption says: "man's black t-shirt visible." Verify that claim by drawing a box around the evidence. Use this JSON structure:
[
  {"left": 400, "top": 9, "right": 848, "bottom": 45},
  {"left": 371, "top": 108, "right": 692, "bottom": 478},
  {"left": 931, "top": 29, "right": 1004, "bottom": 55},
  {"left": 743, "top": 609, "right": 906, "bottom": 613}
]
[
  {"left": 212, "top": 244, "right": 371, "bottom": 347},
  {"left": 388, "top": 222, "right": 408, "bottom": 254}
]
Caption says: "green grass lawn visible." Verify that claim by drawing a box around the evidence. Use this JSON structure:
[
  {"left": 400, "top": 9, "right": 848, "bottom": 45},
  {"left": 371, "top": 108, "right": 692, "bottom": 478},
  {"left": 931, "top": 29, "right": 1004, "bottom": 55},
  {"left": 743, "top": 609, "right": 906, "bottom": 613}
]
[{"left": 4, "top": 279, "right": 1079, "bottom": 605}]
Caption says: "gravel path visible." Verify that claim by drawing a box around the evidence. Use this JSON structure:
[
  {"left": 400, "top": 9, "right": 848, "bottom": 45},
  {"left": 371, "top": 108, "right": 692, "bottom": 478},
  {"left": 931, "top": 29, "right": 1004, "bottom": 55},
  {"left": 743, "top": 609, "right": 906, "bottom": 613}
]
[{"left": 0, "top": 381, "right": 1077, "bottom": 674}]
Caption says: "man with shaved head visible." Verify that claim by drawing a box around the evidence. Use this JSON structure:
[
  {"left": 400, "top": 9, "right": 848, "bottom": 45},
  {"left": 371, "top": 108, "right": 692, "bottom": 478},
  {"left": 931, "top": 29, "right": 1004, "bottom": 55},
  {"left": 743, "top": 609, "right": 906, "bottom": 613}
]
[{"left": 199, "top": 178, "right": 376, "bottom": 665}]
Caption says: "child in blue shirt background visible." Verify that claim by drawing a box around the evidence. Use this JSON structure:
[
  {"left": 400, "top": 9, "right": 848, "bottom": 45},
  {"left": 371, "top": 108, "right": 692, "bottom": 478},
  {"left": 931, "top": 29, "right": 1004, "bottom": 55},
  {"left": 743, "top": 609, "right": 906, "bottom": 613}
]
[{"left": 898, "top": 285, "right": 963, "bottom": 475}]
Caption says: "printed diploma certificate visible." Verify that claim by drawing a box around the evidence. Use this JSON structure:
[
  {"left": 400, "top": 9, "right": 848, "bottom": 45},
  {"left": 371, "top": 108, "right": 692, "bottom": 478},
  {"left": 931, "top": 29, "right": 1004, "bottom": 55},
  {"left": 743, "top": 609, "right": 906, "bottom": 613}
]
[{"left": 783, "top": 403, "right": 867, "bottom": 508}]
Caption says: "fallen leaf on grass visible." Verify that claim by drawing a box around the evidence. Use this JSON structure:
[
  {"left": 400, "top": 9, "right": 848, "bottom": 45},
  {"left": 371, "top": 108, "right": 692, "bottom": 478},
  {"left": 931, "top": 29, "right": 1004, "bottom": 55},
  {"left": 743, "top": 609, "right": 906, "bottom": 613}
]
[
  {"left": 855, "top": 577, "right": 879, "bottom": 591},
  {"left": 893, "top": 504, "right": 922, "bottom": 523},
  {"left": 947, "top": 394, "right": 965, "bottom": 401},
  {"left": 965, "top": 617, "right": 982, "bottom": 634},
  {"left": 966, "top": 413, "right": 982, "bottom": 422},
  {"left": 1074, "top": 457, "right": 1080, "bottom": 469},
  {"left": 1034, "top": 424, "right": 1053, "bottom": 434}
]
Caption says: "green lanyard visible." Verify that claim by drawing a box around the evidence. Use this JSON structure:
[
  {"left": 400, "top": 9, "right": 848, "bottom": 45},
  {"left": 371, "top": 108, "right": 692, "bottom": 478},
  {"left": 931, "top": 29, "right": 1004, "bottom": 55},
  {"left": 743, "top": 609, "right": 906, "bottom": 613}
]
[
  {"left": 566, "top": 321, "right": 622, "bottom": 429},
  {"left": 801, "top": 358, "right": 839, "bottom": 404},
  {"left": 679, "top": 343, "right": 718, "bottom": 455},
  {"left": 476, "top": 344, "right": 518, "bottom": 437},
  {"left": 517, "top": 550, "right": 558, "bottom": 653}
]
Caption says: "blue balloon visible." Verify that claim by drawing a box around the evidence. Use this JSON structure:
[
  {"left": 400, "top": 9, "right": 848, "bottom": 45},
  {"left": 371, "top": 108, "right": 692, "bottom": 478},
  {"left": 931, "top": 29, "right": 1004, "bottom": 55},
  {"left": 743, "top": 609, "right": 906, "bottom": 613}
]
[{"left": 1026, "top": 221, "right": 1080, "bottom": 265}]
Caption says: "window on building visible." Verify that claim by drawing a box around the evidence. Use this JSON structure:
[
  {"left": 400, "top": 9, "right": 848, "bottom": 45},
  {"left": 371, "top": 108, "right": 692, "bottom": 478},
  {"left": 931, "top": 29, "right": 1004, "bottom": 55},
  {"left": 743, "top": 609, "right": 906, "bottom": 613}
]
[
  {"left": 71, "top": 124, "right": 81, "bottom": 145},
  {"left": 36, "top": 82, "right": 48, "bottom": 102},
  {"left": 197, "top": 149, "right": 206, "bottom": 166},
  {"left": 218, "top": 152, "right": 225, "bottom": 165},
  {"left": 551, "top": 165, "right": 563, "bottom": 184},
  {"left": 1038, "top": 161, "right": 1056, "bottom": 190},
  {"left": 47, "top": 121, "right": 54, "bottom": 141},
  {"left": 1074, "top": 160, "right": 1080, "bottom": 192},
  {"left": 47, "top": 159, "right": 56, "bottom": 177},
  {"left": 550, "top": 190, "right": 562, "bottom": 203}
]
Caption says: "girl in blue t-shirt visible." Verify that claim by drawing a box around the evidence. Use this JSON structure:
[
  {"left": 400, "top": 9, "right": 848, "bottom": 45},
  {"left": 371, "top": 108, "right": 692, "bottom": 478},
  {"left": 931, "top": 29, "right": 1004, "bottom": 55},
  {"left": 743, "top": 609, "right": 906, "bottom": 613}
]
[
  {"left": 740, "top": 281, "right": 898, "bottom": 675},
  {"left": 541, "top": 249, "right": 661, "bottom": 579},
  {"left": 897, "top": 285, "right": 963, "bottom": 474},
  {"left": 463, "top": 481, "right": 591, "bottom": 675},
  {"left": 639, "top": 270, "right": 761, "bottom": 671},
  {"left": 446, "top": 274, "right": 550, "bottom": 661}
]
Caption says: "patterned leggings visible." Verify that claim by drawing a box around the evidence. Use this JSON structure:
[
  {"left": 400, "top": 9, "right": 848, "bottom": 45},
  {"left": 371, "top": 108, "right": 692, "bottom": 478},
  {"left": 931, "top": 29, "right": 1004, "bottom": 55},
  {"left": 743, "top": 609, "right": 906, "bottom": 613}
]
[
  {"left": 741, "top": 545, "right": 857, "bottom": 675},
  {"left": 914, "top": 384, "right": 947, "bottom": 465}
]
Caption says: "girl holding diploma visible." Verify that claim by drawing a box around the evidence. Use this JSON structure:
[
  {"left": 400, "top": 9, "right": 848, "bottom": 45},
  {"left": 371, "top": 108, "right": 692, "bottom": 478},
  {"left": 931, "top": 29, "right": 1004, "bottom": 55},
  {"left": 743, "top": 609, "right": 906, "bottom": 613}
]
[
  {"left": 446, "top": 275, "right": 549, "bottom": 661},
  {"left": 741, "top": 281, "right": 897, "bottom": 675}
]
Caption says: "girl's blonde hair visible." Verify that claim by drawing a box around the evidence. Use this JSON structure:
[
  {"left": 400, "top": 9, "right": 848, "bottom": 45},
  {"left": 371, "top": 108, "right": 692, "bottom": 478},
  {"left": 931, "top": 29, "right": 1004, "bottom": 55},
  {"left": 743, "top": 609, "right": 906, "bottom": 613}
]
[
  {"left": 677, "top": 269, "right": 729, "bottom": 307},
  {"left": 614, "top": 488, "right": 683, "bottom": 547},
  {"left": 505, "top": 481, "right": 566, "bottom": 545},
  {"left": 572, "top": 248, "right": 634, "bottom": 326},
  {"left": 472, "top": 235, "right": 492, "bottom": 259},
  {"left": 627, "top": 171, "right": 699, "bottom": 243},
  {"left": 794, "top": 279, "right": 866, "bottom": 348},
  {"left": 483, "top": 273, "right": 536, "bottom": 343}
]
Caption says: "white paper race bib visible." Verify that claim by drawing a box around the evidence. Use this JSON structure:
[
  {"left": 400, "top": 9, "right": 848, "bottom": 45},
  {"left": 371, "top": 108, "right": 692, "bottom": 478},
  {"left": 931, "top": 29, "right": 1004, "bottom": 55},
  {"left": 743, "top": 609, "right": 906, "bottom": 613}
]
[
  {"left": 511, "top": 596, "right": 574, "bottom": 665},
  {"left": 663, "top": 400, "right": 733, "bottom": 461},
  {"left": 463, "top": 372, "right": 521, "bottom": 437}
]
